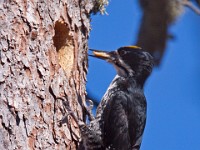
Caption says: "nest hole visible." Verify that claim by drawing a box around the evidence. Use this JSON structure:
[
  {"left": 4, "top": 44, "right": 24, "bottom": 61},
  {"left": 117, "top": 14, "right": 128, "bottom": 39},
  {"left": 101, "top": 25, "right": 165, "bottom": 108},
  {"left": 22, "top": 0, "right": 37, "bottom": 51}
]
[{"left": 53, "top": 21, "right": 74, "bottom": 77}]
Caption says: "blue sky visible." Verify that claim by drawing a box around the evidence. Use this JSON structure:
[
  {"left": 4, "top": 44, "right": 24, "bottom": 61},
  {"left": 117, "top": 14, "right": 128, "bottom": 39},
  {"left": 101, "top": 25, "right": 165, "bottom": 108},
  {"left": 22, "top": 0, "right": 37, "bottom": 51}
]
[{"left": 87, "top": 1, "right": 200, "bottom": 150}]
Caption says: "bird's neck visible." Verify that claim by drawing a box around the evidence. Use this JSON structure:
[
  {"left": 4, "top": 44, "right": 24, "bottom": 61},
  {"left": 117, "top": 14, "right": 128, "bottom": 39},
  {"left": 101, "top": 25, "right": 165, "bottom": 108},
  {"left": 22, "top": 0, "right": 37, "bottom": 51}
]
[{"left": 113, "top": 74, "right": 144, "bottom": 90}]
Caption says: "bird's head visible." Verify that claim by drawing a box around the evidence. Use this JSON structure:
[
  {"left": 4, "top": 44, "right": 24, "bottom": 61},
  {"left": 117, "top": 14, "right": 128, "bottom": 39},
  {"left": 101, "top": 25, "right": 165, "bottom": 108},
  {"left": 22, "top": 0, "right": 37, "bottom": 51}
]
[{"left": 89, "top": 46, "right": 154, "bottom": 85}]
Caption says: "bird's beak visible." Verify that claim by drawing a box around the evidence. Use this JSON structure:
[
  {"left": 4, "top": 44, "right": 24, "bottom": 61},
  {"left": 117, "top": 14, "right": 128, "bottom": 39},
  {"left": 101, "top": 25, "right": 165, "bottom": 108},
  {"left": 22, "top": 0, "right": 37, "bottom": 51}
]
[{"left": 89, "top": 49, "right": 112, "bottom": 60}]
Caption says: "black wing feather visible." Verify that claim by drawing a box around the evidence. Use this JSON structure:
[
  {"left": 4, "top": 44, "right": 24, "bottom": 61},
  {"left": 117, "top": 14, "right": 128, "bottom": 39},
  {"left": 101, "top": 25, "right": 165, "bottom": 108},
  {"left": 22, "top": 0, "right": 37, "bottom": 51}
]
[
  {"left": 103, "top": 92, "right": 131, "bottom": 150},
  {"left": 103, "top": 90, "right": 146, "bottom": 150}
]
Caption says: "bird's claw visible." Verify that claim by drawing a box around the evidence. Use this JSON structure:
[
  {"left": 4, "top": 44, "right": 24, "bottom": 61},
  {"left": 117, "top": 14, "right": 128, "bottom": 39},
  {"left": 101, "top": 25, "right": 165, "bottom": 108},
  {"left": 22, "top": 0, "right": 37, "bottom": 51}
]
[{"left": 85, "top": 99, "right": 95, "bottom": 121}]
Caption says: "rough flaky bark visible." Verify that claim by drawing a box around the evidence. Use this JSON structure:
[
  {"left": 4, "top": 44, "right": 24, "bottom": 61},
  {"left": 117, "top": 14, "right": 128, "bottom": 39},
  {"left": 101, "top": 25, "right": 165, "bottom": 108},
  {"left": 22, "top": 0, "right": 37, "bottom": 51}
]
[{"left": 0, "top": 0, "right": 104, "bottom": 149}]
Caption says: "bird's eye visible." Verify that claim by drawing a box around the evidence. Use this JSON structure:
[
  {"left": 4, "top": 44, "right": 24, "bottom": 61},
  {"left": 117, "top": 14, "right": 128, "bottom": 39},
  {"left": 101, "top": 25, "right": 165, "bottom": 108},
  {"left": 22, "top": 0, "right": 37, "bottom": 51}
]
[{"left": 119, "top": 50, "right": 127, "bottom": 55}]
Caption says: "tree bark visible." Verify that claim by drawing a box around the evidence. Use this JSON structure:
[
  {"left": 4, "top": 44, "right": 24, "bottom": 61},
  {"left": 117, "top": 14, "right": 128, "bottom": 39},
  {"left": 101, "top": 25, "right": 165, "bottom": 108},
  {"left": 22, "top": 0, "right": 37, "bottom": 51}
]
[{"left": 0, "top": 0, "right": 94, "bottom": 149}]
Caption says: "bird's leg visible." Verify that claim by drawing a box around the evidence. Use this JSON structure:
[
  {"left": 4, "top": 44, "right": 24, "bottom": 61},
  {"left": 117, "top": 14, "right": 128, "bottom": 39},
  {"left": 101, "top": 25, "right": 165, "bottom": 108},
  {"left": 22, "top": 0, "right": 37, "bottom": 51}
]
[
  {"left": 57, "top": 96, "right": 95, "bottom": 125},
  {"left": 84, "top": 99, "right": 95, "bottom": 121},
  {"left": 76, "top": 92, "right": 95, "bottom": 122},
  {"left": 57, "top": 97, "right": 103, "bottom": 149},
  {"left": 57, "top": 97, "right": 80, "bottom": 126},
  {"left": 62, "top": 100, "right": 79, "bottom": 123}
]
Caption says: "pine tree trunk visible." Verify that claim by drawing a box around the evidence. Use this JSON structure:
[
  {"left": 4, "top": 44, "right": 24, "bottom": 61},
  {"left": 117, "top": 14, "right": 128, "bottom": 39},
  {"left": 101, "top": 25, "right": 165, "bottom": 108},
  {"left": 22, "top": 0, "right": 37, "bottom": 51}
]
[{"left": 0, "top": 1, "right": 93, "bottom": 149}]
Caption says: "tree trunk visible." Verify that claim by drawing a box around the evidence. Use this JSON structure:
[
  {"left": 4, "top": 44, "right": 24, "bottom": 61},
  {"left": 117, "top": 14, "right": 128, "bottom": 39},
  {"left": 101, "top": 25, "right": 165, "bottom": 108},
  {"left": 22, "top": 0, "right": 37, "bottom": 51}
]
[{"left": 0, "top": 0, "right": 94, "bottom": 149}]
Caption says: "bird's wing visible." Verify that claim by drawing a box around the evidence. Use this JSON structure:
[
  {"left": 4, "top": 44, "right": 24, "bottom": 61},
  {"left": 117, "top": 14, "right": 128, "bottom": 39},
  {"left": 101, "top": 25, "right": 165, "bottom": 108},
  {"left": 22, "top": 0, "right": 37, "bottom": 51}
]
[
  {"left": 103, "top": 92, "right": 131, "bottom": 150},
  {"left": 127, "top": 92, "right": 147, "bottom": 150}
]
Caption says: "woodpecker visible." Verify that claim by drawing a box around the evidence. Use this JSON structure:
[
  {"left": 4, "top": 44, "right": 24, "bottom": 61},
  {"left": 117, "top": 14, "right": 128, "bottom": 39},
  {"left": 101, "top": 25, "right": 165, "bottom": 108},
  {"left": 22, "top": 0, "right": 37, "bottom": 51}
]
[
  {"left": 89, "top": 46, "right": 154, "bottom": 150},
  {"left": 60, "top": 46, "right": 153, "bottom": 150}
]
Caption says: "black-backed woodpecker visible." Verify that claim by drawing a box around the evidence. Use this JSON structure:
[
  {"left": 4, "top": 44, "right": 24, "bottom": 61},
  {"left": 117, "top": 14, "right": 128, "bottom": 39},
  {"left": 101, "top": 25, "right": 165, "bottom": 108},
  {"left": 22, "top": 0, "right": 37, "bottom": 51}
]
[
  {"left": 89, "top": 46, "right": 154, "bottom": 150},
  {"left": 61, "top": 46, "right": 154, "bottom": 150}
]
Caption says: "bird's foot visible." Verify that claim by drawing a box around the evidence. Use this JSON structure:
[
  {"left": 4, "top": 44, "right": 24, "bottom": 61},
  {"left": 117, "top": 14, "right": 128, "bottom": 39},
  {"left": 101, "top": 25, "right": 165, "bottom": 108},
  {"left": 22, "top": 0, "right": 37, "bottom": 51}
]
[
  {"left": 85, "top": 99, "right": 95, "bottom": 121},
  {"left": 57, "top": 97, "right": 79, "bottom": 126}
]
